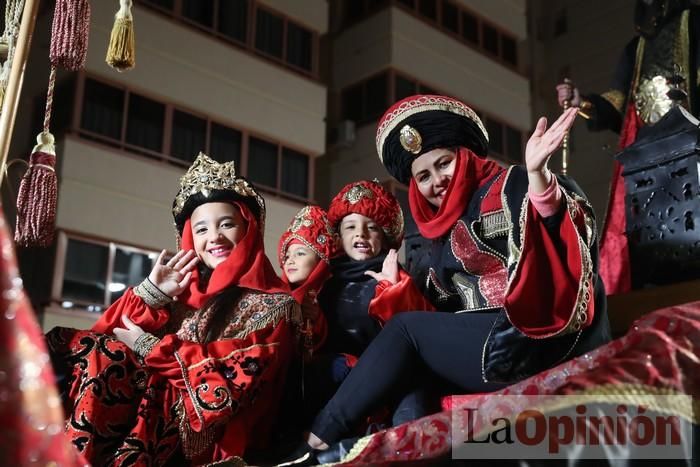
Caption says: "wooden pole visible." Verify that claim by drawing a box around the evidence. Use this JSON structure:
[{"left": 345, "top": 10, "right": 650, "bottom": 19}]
[{"left": 0, "top": 0, "right": 41, "bottom": 188}]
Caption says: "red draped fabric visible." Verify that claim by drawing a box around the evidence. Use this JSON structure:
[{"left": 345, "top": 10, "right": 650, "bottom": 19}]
[
  {"left": 598, "top": 102, "right": 642, "bottom": 295},
  {"left": 0, "top": 213, "right": 86, "bottom": 465}
]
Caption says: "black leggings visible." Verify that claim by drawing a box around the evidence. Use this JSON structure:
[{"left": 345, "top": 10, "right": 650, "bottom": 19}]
[{"left": 311, "top": 310, "right": 506, "bottom": 444}]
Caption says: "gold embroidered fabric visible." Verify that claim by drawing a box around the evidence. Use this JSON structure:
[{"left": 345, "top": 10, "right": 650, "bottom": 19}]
[
  {"left": 134, "top": 278, "right": 173, "bottom": 309},
  {"left": 177, "top": 290, "right": 299, "bottom": 343}
]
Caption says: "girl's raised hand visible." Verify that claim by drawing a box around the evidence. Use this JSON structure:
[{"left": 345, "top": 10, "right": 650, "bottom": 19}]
[{"left": 148, "top": 249, "right": 198, "bottom": 297}]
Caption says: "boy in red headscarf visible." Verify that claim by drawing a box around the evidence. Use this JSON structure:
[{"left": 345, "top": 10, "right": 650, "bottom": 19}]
[{"left": 46, "top": 153, "right": 300, "bottom": 466}]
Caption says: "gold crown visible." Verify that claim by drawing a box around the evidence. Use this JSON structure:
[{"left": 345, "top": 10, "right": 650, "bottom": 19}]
[{"left": 173, "top": 152, "right": 266, "bottom": 230}]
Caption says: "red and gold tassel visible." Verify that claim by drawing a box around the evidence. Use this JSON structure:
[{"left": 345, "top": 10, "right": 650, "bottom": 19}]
[
  {"left": 14, "top": 133, "right": 57, "bottom": 247},
  {"left": 50, "top": 0, "right": 91, "bottom": 71},
  {"left": 106, "top": 0, "right": 135, "bottom": 72},
  {"left": 14, "top": 66, "right": 58, "bottom": 247},
  {"left": 14, "top": 1, "right": 91, "bottom": 246}
]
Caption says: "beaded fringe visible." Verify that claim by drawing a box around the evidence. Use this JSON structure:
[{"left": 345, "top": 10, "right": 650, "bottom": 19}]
[{"left": 480, "top": 210, "right": 509, "bottom": 238}]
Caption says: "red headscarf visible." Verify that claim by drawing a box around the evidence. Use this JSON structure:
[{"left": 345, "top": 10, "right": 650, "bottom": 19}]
[
  {"left": 327, "top": 180, "right": 404, "bottom": 249},
  {"left": 178, "top": 202, "right": 287, "bottom": 309},
  {"left": 409, "top": 147, "right": 502, "bottom": 239},
  {"left": 278, "top": 206, "right": 336, "bottom": 304},
  {"left": 280, "top": 241, "right": 331, "bottom": 305}
]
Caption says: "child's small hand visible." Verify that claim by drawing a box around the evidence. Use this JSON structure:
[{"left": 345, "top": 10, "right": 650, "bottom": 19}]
[
  {"left": 364, "top": 249, "right": 399, "bottom": 285},
  {"left": 113, "top": 315, "right": 145, "bottom": 350},
  {"left": 148, "top": 249, "right": 198, "bottom": 297}
]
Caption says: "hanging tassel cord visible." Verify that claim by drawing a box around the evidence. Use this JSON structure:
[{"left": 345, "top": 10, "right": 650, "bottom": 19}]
[
  {"left": 50, "top": 0, "right": 91, "bottom": 71},
  {"left": 106, "top": 0, "right": 135, "bottom": 71},
  {"left": 14, "top": 67, "right": 58, "bottom": 247}
]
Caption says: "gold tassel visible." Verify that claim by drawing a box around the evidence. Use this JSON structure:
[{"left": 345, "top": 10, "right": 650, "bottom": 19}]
[{"left": 106, "top": 0, "right": 135, "bottom": 72}]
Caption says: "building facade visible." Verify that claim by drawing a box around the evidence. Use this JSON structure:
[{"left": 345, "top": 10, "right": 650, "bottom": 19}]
[{"left": 7, "top": 0, "right": 328, "bottom": 330}]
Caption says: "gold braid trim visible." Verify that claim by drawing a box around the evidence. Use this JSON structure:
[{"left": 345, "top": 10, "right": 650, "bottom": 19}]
[
  {"left": 504, "top": 178, "right": 595, "bottom": 339},
  {"left": 186, "top": 342, "right": 281, "bottom": 371},
  {"left": 600, "top": 89, "right": 626, "bottom": 114},
  {"left": 134, "top": 278, "right": 173, "bottom": 309},
  {"left": 227, "top": 297, "right": 300, "bottom": 341},
  {"left": 176, "top": 398, "right": 219, "bottom": 459}
]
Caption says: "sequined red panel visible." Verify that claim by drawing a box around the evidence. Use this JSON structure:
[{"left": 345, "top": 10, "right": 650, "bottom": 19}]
[{"left": 450, "top": 220, "right": 507, "bottom": 307}]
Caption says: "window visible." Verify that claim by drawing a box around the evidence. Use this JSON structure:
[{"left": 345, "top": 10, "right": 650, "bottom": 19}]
[
  {"left": 390, "top": 0, "right": 519, "bottom": 70},
  {"left": 81, "top": 78, "right": 124, "bottom": 140},
  {"left": 554, "top": 9, "right": 568, "bottom": 37},
  {"left": 505, "top": 125, "right": 523, "bottom": 163},
  {"left": 482, "top": 23, "right": 499, "bottom": 56},
  {"left": 171, "top": 110, "right": 206, "bottom": 163},
  {"left": 255, "top": 7, "right": 284, "bottom": 59},
  {"left": 58, "top": 234, "right": 161, "bottom": 310},
  {"left": 486, "top": 118, "right": 504, "bottom": 155},
  {"left": 287, "top": 22, "right": 313, "bottom": 71},
  {"left": 418, "top": 0, "right": 437, "bottom": 21},
  {"left": 461, "top": 11, "right": 479, "bottom": 44},
  {"left": 248, "top": 137, "right": 278, "bottom": 188},
  {"left": 341, "top": 71, "right": 437, "bottom": 123},
  {"left": 143, "top": 0, "right": 173, "bottom": 11},
  {"left": 182, "top": 0, "right": 214, "bottom": 28},
  {"left": 501, "top": 36, "right": 517, "bottom": 67},
  {"left": 365, "top": 72, "right": 389, "bottom": 120},
  {"left": 126, "top": 94, "right": 165, "bottom": 153},
  {"left": 281, "top": 148, "right": 309, "bottom": 198},
  {"left": 61, "top": 238, "right": 109, "bottom": 305},
  {"left": 75, "top": 75, "right": 313, "bottom": 201},
  {"left": 441, "top": 0, "right": 459, "bottom": 34},
  {"left": 342, "top": 84, "right": 363, "bottom": 122},
  {"left": 395, "top": 75, "right": 417, "bottom": 101},
  {"left": 110, "top": 247, "right": 154, "bottom": 303},
  {"left": 218, "top": 0, "right": 248, "bottom": 43},
  {"left": 137, "top": 1, "right": 318, "bottom": 77},
  {"left": 210, "top": 123, "right": 242, "bottom": 166}
]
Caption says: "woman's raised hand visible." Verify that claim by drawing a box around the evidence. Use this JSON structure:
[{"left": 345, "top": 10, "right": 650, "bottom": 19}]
[
  {"left": 364, "top": 249, "right": 400, "bottom": 285},
  {"left": 525, "top": 107, "right": 578, "bottom": 193},
  {"left": 148, "top": 249, "right": 199, "bottom": 297}
]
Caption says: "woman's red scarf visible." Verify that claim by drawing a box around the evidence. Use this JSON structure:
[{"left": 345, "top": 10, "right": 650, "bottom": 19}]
[
  {"left": 409, "top": 147, "right": 503, "bottom": 239},
  {"left": 282, "top": 260, "right": 331, "bottom": 305},
  {"left": 178, "top": 202, "right": 287, "bottom": 309}
]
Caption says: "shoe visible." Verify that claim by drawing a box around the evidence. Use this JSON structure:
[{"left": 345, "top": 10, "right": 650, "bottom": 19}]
[{"left": 314, "top": 436, "right": 360, "bottom": 464}]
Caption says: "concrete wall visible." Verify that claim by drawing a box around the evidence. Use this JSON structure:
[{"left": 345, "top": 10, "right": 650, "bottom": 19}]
[
  {"left": 391, "top": 7, "right": 530, "bottom": 130},
  {"left": 322, "top": 3, "right": 531, "bottom": 202},
  {"left": 260, "top": 0, "right": 329, "bottom": 34},
  {"left": 86, "top": 4, "right": 327, "bottom": 155},
  {"left": 56, "top": 137, "right": 303, "bottom": 263}
]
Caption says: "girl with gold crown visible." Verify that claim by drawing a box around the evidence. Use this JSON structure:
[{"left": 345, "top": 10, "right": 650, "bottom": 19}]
[{"left": 47, "top": 153, "right": 299, "bottom": 466}]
